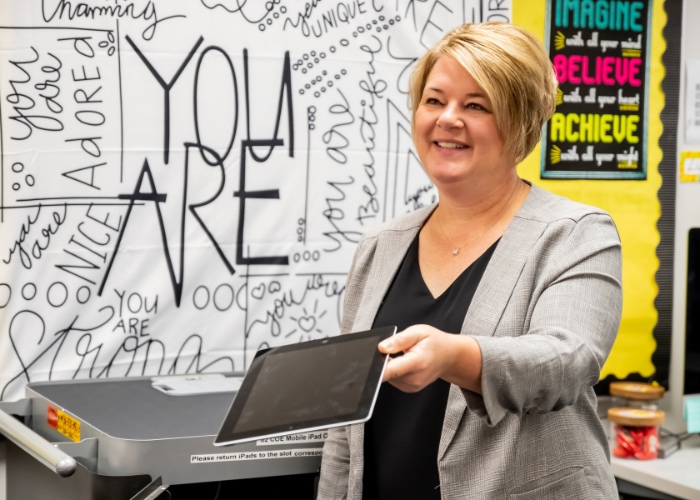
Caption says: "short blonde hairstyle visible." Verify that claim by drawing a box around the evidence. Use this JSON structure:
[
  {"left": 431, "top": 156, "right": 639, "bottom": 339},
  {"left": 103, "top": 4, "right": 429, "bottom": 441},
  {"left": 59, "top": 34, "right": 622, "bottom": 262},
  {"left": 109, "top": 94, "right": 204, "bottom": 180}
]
[{"left": 409, "top": 22, "right": 558, "bottom": 164}]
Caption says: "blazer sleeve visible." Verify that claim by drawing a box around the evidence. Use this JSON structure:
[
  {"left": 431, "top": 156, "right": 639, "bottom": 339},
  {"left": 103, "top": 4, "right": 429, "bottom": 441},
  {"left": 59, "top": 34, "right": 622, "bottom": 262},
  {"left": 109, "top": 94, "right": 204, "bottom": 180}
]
[{"left": 468, "top": 212, "right": 622, "bottom": 426}]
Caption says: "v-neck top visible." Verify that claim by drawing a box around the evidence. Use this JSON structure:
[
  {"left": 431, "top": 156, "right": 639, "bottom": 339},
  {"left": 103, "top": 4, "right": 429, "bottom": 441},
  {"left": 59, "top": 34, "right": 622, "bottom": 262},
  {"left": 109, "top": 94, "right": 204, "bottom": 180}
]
[{"left": 362, "top": 234, "right": 498, "bottom": 500}]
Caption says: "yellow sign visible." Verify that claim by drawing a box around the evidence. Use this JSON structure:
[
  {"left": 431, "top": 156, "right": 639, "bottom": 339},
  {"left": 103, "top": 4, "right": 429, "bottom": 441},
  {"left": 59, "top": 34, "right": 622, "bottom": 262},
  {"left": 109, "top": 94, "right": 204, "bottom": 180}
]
[
  {"left": 680, "top": 151, "right": 700, "bottom": 182},
  {"left": 46, "top": 405, "right": 80, "bottom": 443},
  {"left": 57, "top": 410, "right": 81, "bottom": 442}
]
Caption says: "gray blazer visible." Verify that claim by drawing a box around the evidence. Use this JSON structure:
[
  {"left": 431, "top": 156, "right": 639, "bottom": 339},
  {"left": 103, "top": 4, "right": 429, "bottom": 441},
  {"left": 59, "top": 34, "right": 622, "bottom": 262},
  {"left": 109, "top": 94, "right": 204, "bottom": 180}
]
[{"left": 318, "top": 184, "right": 622, "bottom": 499}]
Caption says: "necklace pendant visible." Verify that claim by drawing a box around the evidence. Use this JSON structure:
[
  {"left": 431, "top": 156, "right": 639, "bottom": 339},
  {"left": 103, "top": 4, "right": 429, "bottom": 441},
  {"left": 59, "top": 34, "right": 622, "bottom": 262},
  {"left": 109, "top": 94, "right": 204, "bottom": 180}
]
[{"left": 452, "top": 247, "right": 460, "bottom": 256}]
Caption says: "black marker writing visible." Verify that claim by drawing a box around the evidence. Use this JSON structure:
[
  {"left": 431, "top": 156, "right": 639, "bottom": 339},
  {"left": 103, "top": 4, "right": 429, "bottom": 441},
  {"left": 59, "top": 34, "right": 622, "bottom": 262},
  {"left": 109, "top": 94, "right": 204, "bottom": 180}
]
[
  {"left": 6, "top": 48, "right": 64, "bottom": 140},
  {"left": 357, "top": 36, "right": 386, "bottom": 225},
  {"left": 41, "top": 0, "right": 183, "bottom": 41},
  {"left": 322, "top": 89, "right": 354, "bottom": 164},
  {"left": 323, "top": 177, "right": 362, "bottom": 252},
  {"left": 3, "top": 205, "right": 68, "bottom": 269}
]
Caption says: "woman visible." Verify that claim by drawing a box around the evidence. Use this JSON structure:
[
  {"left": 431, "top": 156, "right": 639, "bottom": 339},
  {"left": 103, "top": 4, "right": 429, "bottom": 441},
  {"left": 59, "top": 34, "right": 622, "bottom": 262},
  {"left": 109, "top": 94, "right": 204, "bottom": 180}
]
[{"left": 318, "top": 22, "right": 621, "bottom": 499}]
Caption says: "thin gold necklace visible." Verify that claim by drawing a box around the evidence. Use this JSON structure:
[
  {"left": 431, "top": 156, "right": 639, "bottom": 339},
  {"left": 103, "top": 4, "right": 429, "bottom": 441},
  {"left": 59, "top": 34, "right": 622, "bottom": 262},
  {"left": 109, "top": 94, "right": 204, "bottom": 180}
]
[{"left": 435, "top": 181, "right": 521, "bottom": 256}]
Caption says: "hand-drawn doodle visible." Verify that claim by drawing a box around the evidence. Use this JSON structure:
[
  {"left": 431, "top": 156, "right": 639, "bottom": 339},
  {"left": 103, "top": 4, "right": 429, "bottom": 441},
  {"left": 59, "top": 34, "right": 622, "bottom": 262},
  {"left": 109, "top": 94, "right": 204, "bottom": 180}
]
[{"left": 0, "top": 0, "right": 511, "bottom": 401}]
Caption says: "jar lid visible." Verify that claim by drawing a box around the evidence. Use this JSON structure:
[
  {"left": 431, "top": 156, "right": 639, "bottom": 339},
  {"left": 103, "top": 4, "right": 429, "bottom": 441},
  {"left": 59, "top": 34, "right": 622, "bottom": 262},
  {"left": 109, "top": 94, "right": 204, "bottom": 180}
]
[
  {"left": 608, "top": 407, "right": 665, "bottom": 426},
  {"left": 609, "top": 382, "right": 664, "bottom": 400}
]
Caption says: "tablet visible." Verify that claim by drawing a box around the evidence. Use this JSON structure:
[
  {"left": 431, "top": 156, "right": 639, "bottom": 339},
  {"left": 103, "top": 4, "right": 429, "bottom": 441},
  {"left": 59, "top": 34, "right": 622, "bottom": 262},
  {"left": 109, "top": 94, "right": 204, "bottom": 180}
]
[{"left": 214, "top": 325, "right": 396, "bottom": 446}]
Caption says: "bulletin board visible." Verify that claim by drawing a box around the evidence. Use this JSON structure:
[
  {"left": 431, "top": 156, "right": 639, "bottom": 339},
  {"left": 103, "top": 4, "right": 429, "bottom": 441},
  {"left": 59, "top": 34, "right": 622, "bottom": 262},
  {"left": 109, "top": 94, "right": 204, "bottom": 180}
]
[
  {"left": 517, "top": 0, "right": 674, "bottom": 388},
  {"left": 0, "top": 0, "right": 673, "bottom": 401}
]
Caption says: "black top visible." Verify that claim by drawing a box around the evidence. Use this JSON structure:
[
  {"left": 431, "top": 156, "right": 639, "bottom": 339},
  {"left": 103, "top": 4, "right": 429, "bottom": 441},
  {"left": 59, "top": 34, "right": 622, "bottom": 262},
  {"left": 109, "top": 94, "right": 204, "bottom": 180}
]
[{"left": 362, "top": 234, "right": 498, "bottom": 500}]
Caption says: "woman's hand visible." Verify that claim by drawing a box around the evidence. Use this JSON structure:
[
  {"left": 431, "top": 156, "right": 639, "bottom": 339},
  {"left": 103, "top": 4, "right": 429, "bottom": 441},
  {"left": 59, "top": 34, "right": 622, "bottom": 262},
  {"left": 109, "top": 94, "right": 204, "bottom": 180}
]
[{"left": 378, "top": 324, "right": 483, "bottom": 394}]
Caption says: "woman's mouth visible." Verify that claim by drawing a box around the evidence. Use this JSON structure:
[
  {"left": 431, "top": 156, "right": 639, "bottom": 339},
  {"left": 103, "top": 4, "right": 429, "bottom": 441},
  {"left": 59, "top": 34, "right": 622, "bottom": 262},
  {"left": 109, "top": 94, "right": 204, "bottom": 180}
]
[{"left": 435, "top": 141, "right": 467, "bottom": 149}]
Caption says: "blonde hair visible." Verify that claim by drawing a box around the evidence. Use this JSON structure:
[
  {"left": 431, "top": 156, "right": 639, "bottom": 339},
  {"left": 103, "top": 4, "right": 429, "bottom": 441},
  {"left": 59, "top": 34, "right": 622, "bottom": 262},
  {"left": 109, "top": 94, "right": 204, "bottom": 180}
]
[{"left": 409, "top": 22, "right": 558, "bottom": 164}]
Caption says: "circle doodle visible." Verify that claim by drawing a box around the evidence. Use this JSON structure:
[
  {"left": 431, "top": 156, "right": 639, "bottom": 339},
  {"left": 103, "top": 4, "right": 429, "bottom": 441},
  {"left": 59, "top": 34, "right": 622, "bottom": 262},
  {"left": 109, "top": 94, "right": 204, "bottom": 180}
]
[
  {"left": 0, "top": 284, "right": 11, "bottom": 308},
  {"left": 193, "top": 286, "right": 210, "bottom": 310},
  {"left": 22, "top": 283, "right": 37, "bottom": 300},
  {"left": 214, "top": 284, "right": 235, "bottom": 311},
  {"left": 76, "top": 286, "right": 91, "bottom": 304},
  {"left": 47, "top": 282, "right": 68, "bottom": 308}
]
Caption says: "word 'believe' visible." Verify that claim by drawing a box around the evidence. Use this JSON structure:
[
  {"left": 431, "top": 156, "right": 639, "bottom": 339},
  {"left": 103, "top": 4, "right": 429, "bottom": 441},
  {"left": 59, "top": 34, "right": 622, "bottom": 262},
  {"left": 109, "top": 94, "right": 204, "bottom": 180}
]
[{"left": 553, "top": 55, "right": 642, "bottom": 86}]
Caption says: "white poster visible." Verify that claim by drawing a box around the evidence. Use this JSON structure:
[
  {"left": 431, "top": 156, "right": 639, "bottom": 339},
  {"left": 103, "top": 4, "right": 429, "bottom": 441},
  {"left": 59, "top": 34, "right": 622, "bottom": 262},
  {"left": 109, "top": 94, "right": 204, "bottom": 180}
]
[{"left": 0, "top": 0, "right": 511, "bottom": 401}]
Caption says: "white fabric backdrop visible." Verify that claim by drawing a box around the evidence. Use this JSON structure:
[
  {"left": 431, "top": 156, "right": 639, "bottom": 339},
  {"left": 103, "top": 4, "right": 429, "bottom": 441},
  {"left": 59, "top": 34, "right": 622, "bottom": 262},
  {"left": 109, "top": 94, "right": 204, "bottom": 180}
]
[{"left": 0, "top": 0, "right": 511, "bottom": 401}]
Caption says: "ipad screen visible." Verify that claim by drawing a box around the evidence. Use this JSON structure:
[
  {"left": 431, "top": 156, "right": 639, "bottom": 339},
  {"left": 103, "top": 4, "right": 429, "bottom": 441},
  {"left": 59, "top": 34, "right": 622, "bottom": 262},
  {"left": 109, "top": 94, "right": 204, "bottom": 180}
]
[{"left": 214, "top": 326, "right": 396, "bottom": 445}]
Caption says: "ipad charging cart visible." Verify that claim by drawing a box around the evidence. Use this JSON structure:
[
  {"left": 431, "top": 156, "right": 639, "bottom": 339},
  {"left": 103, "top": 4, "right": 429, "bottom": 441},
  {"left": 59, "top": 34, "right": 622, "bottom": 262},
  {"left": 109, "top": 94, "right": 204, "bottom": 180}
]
[{"left": 0, "top": 374, "right": 323, "bottom": 499}]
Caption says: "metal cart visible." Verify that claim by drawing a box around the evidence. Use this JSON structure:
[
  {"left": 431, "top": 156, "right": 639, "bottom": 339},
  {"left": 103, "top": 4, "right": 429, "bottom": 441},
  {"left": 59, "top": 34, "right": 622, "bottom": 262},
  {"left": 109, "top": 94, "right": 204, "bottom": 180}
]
[{"left": 0, "top": 374, "right": 323, "bottom": 499}]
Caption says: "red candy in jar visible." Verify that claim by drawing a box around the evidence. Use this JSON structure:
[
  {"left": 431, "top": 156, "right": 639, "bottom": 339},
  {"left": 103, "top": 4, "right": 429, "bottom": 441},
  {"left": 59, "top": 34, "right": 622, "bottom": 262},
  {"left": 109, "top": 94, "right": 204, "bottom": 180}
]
[{"left": 608, "top": 408, "right": 665, "bottom": 460}]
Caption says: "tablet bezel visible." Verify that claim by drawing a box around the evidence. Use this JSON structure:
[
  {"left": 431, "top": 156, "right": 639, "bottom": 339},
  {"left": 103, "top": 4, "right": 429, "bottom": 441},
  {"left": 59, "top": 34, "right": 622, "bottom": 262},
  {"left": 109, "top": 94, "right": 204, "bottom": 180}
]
[{"left": 214, "top": 325, "right": 396, "bottom": 446}]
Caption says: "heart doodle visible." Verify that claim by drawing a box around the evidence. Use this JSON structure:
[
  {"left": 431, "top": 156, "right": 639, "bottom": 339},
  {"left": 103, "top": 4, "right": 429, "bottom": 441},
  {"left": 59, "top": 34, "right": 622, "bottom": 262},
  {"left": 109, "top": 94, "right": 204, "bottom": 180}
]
[
  {"left": 251, "top": 283, "right": 266, "bottom": 300},
  {"left": 298, "top": 316, "right": 316, "bottom": 332}
]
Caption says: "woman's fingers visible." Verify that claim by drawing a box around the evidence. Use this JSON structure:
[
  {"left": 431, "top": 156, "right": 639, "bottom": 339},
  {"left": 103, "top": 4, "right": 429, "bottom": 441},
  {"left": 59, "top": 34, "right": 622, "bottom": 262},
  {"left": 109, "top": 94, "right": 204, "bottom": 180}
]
[
  {"left": 379, "top": 325, "right": 451, "bottom": 391},
  {"left": 378, "top": 326, "right": 428, "bottom": 355}
]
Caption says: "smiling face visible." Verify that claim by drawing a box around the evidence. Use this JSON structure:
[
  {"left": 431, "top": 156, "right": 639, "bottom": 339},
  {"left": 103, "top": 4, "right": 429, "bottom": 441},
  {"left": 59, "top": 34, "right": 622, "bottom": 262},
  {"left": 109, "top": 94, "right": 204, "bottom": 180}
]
[{"left": 414, "top": 56, "right": 515, "bottom": 191}]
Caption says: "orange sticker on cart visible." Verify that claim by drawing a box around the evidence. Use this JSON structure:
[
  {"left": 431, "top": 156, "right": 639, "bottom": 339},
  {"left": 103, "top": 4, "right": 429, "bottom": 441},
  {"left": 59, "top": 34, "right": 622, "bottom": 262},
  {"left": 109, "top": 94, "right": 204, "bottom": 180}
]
[
  {"left": 56, "top": 409, "right": 80, "bottom": 442},
  {"left": 47, "top": 404, "right": 58, "bottom": 430}
]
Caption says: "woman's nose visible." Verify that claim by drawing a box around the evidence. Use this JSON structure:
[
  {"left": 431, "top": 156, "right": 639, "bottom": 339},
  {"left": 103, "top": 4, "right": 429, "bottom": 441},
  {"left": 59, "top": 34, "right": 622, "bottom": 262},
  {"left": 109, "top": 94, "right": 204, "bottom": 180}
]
[{"left": 436, "top": 104, "right": 464, "bottom": 129}]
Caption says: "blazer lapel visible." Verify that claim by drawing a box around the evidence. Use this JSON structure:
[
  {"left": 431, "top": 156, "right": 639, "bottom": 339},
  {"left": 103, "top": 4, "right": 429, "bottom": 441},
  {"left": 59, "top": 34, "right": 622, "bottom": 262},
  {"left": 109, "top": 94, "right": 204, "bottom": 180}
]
[
  {"left": 439, "top": 188, "right": 548, "bottom": 460},
  {"left": 351, "top": 207, "right": 434, "bottom": 331},
  {"left": 347, "top": 206, "right": 434, "bottom": 471}
]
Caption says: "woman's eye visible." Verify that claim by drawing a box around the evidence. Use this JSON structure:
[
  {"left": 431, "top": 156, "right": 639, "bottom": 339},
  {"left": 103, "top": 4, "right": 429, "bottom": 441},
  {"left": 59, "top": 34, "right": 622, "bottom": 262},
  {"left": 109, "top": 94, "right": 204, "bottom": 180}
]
[
  {"left": 425, "top": 98, "right": 441, "bottom": 105},
  {"left": 466, "top": 102, "right": 491, "bottom": 112}
]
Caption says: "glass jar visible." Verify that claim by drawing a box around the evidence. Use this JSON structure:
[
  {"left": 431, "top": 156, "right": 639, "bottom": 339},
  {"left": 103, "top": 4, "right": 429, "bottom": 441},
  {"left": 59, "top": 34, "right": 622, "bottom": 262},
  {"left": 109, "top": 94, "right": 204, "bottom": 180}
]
[
  {"left": 610, "top": 382, "right": 664, "bottom": 410},
  {"left": 608, "top": 407, "right": 665, "bottom": 460}
]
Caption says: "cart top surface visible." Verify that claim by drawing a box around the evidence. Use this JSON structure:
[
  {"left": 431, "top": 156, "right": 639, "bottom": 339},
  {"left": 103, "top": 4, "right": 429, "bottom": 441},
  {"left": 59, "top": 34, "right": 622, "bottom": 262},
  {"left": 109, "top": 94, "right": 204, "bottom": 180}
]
[{"left": 28, "top": 376, "right": 239, "bottom": 440}]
